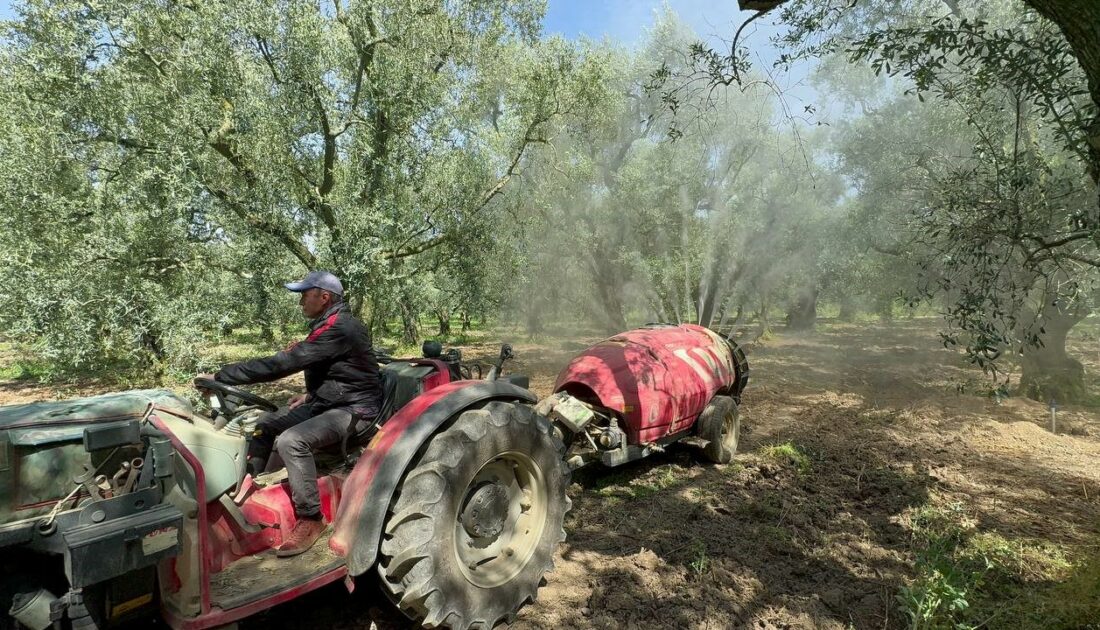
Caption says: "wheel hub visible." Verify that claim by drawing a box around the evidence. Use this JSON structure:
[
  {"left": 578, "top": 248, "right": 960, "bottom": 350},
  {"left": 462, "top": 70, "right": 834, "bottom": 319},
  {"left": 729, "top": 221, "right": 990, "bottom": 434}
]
[
  {"left": 461, "top": 482, "right": 510, "bottom": 539},
  {"left": 453, "top": 452, "right": 549, "bottom": 588}
]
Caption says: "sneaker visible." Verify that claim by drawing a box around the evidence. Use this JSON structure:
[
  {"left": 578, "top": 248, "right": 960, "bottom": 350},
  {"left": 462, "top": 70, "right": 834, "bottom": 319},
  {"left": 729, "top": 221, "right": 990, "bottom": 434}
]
[{"left": 276, "top": 517, "right": 327, "bottom": 557}]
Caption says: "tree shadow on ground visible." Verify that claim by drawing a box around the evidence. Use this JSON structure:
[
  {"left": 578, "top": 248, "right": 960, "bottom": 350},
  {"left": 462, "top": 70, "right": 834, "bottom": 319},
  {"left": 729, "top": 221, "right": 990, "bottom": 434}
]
[{"left": 514, "top": 414, "right": 933, "bottom": 629}]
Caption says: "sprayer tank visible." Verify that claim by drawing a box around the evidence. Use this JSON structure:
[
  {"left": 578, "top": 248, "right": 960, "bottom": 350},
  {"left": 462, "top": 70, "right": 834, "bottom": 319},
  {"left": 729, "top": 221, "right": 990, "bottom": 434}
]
[{"left": 553, "top": 324, "right": 745, "bottom": 444}]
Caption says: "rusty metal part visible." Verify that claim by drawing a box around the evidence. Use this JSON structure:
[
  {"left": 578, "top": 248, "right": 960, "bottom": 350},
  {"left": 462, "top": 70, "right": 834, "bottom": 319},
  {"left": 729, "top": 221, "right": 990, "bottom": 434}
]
[
  {"left": 93, "top": 475, "right": 113, "bottom": 499},
  {"left": 120, "top": 458, "right": 143, "bottom": 493},
  {"left": 110, "top": 462, "right": 131, "bottom": 494},
  {"left": 74, "top": 464, "right": 101, "bottom": 498}
]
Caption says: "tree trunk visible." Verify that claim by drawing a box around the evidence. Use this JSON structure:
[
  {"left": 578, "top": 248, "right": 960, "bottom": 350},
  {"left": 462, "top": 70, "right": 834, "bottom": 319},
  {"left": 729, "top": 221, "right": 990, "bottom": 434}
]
[
  {"left": 349, "top": 292, "right": 365, "bottom": 320},
  {"left": 698, "top": 259, "right": 744, "bottom": 329},
  {"left": 659, "top": 295, "right": 679, "bottom": 324},
  {"left": 437, "top": 311, "right": 451, "bottom": 336},
  {"left": 601, "top": 292, "right": 628, "bottom": 333},
  {"left": 249, "top": 271, "right": 275, "bottom": 344},
  {"left": 875, "top": 294, "right": 895, "bottom": 322},
  {"left": 590, "top": 269, "right": 628, "bottom": 333},
  {"left": 371, "top": 309, "right": 392, "bottom": 337},
  {"left": 1018, "top": 303, "right": 1087, "bottom": 403},
  {"left": 585, "top": 248, "right": 628, "bottom": 333},
  {"left": 752, "top": 294, "right": 773, "bottom": 341},
  {"left": 786, "top": 287, "right": 818, "bottom": 330},
  {"left": 838, "top": 294, "right": 858, "bottom": 322},
  {"left": 461, "top": 310, "right": 471, "bottom": 332},
  {"left": 399, "top": 293, "right": 419, "bottom": 345},
  {"left": 1022, "top": 0, "right": 1100, "bottom": 190},
  {"left": 525, "top": 303, "right": 543, "bottom": 337}
]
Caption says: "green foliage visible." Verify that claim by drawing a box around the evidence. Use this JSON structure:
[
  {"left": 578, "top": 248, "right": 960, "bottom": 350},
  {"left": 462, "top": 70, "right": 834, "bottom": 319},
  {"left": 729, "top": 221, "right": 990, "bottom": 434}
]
[
  {"left": 898, "top": 501, "right": 1090, "bottom": 630},
  {"left": 795, "top": 0, "right": 1100, "bottom": 398},
  {"left": 591, "top": 464, "right": 683, "bottom": 501},
  {"left": 510, "top": 12, "right": 846, "bottom": 335},
  {"left": 689, "top": 538, "right": 710, "bottom": 577},
  {"left": 761, "top": 441, "right": 812, "bottom": 475},
  {"left": 0, "top": 0, "right": 611, "bottom": 375}
]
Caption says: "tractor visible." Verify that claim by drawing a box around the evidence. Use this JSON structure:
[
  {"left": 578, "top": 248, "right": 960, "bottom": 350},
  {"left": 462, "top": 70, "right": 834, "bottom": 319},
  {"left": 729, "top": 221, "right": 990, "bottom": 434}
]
[{"left": 0, "top": 323, "right": 747, "bottom": 630}]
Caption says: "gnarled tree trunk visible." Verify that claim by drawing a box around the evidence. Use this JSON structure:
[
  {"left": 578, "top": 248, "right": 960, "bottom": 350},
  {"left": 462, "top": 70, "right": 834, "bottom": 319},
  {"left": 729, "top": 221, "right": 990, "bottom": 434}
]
[
  {"left": 398, "top": 291, "right": 419, "bottom": 345},
  {"left": 1022, "top": 0, "right": 1100, "bottom": 193},
  {"left": 786, "top": 286, "right": 818, "bottom": 330},
  {"left": 1018, "top": 302, "right": 1088, "bottom": 403},
  {"left": 436, "top": 310, "right": 451, "bottom": 337}
]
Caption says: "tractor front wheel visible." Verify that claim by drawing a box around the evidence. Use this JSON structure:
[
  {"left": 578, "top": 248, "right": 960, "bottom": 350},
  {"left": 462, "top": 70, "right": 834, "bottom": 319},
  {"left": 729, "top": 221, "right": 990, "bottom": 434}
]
[{"left": 378, "top": 401, "right": 570, "bottom": 629}]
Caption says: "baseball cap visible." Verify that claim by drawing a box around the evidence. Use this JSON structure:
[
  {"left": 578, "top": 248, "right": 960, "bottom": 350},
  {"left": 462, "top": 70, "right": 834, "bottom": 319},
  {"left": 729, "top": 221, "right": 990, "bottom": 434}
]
[{"left": 285, "top": 270, "right": 344, "bottom": 295}]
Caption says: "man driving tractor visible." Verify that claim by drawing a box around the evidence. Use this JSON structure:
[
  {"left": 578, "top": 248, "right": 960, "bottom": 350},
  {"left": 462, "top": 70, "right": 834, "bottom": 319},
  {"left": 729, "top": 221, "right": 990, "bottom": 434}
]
[{"left": 200, "top": 270, "right": 382, "bottom": 557}]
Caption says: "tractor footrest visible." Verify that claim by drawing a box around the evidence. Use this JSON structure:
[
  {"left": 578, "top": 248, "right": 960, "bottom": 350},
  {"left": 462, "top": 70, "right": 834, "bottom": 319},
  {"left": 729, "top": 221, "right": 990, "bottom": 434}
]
[{"left": 209, "top": 528, "right": 344, "bottom": 610}]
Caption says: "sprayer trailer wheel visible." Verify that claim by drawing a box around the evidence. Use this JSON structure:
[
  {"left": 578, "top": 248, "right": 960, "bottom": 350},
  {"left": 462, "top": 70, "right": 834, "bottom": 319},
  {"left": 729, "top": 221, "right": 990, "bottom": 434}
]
[
  {"left": 699, "top": 395, "right": 740, "bottom": 464},
  {"left": 378, "top": 401, "right": 570, "bottom": 629}
]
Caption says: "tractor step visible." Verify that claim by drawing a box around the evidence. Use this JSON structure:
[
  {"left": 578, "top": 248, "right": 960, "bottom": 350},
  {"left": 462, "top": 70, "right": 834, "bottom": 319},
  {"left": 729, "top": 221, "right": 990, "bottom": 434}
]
[{"left": 209, "top": 528, "right": 345, "bottom": 610}]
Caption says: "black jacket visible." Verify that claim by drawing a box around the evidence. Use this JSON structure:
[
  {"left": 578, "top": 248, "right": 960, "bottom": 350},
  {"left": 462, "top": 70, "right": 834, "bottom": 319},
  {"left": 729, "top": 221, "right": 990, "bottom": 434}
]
[{"left": 215, "top": 303, "right": 382, "bottom": 412}]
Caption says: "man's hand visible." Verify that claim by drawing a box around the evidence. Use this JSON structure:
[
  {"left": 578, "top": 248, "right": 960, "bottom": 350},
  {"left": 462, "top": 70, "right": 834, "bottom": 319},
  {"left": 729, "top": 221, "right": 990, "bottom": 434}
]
[
  {"left": 195, "top": 373, "right": 216, "bottom": 392},
  {"left": 288, "top": 393, "right": 310, "bottom": 410}
]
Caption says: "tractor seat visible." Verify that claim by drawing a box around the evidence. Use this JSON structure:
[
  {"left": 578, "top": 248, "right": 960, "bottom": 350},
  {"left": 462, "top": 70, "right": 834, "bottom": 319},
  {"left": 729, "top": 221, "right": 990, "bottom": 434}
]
[{"left": 313, "top": 364, "right": 430, "bottom": 470}]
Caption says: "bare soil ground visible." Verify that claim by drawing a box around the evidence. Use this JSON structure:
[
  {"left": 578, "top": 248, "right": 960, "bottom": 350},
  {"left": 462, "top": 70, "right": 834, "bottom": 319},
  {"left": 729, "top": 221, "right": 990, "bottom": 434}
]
[
  {"left": 247, "top": 318, "right": 1100, "bottom": 629},
  {"left": 5, "top": 318, "right": 1099, "bottom": 628},
  {"left": 508, "top": 319, "right": 1100, "bottom": 629}
]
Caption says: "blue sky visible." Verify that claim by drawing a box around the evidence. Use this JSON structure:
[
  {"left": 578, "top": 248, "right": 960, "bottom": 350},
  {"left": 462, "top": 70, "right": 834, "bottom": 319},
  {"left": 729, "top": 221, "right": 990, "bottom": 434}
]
[{"left": 546, "top": 0, "right": 746, "bottom": 45}]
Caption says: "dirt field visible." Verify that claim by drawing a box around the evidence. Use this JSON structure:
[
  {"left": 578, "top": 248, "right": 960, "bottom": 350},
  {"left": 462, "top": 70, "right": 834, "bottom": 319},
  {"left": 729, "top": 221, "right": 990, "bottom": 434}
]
[
  {"left": 229, "top": 318, "right": 1099, "bottom": 629},
  {"left": 4, "top": 318, "right": 1099, "bottom": 628}
]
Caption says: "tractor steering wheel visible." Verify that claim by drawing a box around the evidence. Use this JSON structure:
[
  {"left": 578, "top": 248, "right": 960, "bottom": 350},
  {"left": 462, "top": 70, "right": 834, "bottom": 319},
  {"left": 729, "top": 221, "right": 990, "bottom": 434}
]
[{"left": 193, "top": 377, "right": 279, "bottom": 413}]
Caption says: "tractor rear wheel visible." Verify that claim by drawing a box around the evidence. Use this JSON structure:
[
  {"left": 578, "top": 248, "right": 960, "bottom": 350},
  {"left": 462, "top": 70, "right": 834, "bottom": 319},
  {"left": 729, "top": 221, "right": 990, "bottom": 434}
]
[
  {"left": 699, "top": 395, "right": 740, "bottom": 464},
  {"left": 378, "top": 401, "right": 570, "bottom": 629}
]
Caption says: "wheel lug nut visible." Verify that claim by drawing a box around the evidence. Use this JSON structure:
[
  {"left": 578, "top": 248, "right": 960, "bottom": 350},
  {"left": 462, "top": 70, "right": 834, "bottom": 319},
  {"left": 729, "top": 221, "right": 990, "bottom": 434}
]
[
  {"left": 505, "top": 547, "right": 514, "bottom": 557},
  {"left": 468, "top": 562, "right": 478, "bottom": 570}
]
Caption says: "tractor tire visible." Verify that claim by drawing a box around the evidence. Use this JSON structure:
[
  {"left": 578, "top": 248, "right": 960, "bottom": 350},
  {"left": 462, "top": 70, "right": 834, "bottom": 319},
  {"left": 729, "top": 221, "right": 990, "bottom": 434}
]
[
  {"left": 378, "top": 401, "right": 570, "bottom": 629},
  {"left": 699, "top": 395, "right": 740, "bottom": 464}
]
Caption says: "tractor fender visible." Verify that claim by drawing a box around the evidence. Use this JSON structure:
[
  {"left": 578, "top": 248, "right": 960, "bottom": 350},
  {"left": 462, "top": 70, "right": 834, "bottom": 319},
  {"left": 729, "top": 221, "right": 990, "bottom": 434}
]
[{"left": 329, "top": 380, "right": 537, "bottom": 576}]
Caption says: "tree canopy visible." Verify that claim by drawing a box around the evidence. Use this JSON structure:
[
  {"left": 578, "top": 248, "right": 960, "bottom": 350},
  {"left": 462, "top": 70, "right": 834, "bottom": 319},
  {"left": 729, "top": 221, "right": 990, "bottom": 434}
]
[{"left": 0, "top": 0, "right": 1097, "bottom": 403}]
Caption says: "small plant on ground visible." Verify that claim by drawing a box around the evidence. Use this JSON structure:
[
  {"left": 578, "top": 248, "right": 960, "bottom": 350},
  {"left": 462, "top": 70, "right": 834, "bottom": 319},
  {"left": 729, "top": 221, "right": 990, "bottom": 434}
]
[
  {"left": 689, "top": 539, "right": 710, "bottom": 578},
  {"left": 627, "top": 465, "right": 681, "bottom": 499},
  {"left": 898, "top": 501, "right": 1085, "bottom": 630},
  {"left": 762, "top": 441, "right": 812, "bottom": 476}
]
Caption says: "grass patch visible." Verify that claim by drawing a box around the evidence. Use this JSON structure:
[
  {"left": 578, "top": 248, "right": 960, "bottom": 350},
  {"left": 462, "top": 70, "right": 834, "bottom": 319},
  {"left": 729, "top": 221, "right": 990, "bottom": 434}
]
[
  {"left": 898, "top": 501, "right": 1094, "bottom": 630},
  {"left": 762, "top": 441, "right": 812, "bottom": 476},
  {"left": 0, "top": 360, "right": 51, "bottom": 382},
  {"left": 593, "top": 465, "right": 682, "bottom": 501}
]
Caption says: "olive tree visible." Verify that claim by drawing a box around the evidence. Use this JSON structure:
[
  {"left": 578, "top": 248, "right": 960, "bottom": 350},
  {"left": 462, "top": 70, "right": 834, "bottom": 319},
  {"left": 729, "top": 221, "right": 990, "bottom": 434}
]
[{"left": 0, "top": 0, "right": 608, "bottom": 370}]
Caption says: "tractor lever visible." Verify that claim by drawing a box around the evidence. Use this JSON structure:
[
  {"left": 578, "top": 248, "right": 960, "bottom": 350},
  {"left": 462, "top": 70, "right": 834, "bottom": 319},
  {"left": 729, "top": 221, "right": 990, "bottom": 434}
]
[{"left": 486, "top": 343, "right": 514, "bottom": 382}]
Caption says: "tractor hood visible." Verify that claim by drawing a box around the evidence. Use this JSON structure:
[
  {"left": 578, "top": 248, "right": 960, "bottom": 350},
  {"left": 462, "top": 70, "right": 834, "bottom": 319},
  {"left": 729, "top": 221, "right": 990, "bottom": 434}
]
[{"left": 0, "top": 389, "right": 192, "bottom": 446}]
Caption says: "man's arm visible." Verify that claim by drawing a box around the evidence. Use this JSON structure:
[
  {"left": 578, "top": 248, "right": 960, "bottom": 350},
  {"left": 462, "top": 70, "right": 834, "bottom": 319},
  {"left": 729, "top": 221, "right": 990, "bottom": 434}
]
[{"left": 215, "top": 323, "right": 348, "bottom": 386}]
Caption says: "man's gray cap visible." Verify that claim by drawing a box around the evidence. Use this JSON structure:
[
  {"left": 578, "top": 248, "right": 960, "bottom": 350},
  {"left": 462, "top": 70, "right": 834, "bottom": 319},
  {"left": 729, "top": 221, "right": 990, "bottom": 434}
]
[{"left": 285, "top": 270, "right": 343, "bottom": 295}]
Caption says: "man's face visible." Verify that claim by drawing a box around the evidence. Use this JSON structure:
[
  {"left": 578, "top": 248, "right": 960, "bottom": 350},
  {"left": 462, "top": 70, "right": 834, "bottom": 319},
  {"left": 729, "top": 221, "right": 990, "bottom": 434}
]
[{"left": 299, "top": 288, "right": 331, "bottom": 319}]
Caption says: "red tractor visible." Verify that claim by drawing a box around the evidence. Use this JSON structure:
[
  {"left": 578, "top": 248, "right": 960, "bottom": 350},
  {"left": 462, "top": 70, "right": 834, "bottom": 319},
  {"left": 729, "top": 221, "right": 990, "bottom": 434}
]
[{"left": 0, "top": 324, "right": 747, "bottom": 630}]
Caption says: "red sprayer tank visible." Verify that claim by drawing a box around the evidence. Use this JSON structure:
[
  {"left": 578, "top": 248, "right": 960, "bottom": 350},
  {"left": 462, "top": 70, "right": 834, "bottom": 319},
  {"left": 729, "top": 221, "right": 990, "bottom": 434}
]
[{"left": 553, "top": 324, "right": 748, "bottom": 444}]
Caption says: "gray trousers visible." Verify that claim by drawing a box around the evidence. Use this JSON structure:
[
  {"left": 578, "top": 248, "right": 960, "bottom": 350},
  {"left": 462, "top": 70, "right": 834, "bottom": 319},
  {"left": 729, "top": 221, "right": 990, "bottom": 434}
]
[{"left": 248, "top": 401, "right": 375, "bottom": 517}]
